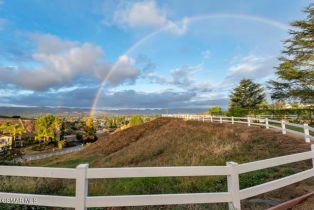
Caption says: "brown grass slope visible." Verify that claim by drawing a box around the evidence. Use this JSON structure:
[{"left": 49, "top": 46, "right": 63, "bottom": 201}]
[{"left": 33, "top": 117, "right": 309, "bottom": 168}]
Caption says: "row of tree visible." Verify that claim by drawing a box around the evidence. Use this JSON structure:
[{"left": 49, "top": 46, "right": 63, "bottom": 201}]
[{"left": 35, "top": 115, "right": 97, "bottom": 145}]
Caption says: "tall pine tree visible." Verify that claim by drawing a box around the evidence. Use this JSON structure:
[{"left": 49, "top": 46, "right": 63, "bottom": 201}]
[
  {"left": 230, "top": 79, "right": 265, "bottom": 109},
  {"left": 269, "top": 3, "right": 314, "bottom": 103}
]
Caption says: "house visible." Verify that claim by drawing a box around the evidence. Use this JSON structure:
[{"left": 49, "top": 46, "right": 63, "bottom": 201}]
[
  {"left": 14, "top": 136, "right": 24, "bottom": 147},
  {"left": 0, "top": 135, "right": 13, "bottom": 151}
]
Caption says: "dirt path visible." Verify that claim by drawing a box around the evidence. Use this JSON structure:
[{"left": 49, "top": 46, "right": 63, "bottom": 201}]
[{"left": 16, "top": 144, "right": 84, "bottom": 162}]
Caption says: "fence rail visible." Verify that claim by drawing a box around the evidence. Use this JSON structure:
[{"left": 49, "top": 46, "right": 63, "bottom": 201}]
[
  {"left": 1, "top": 115, "right": 314, "bottom": 209},
  {"left": 162, "top": 114, "right": 314, "bottom": 142}
]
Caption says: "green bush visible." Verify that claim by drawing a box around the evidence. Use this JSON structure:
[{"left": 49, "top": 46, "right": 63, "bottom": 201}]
[
  {"left": 208, "top": 106, "right": 223, "bottom": 115},
  {"left": 227, "top": 105, "right": 248, "bottom": 117},
  {"left": 129, "top": 115, "right": 144, "bottom": 126}
]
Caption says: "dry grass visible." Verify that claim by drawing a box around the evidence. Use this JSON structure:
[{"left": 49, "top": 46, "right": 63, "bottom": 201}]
[{"left": 30, "top": 118, "right": 309, "bottom": 168}]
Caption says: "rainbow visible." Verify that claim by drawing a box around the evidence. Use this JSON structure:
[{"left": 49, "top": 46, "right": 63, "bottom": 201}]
[{"left": 89, "top": 13, "right": 290, "bottom": 117}]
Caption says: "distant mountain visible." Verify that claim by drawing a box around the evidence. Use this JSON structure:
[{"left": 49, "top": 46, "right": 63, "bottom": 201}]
[{"left": 0, "top": 106, "right": 209, "bottom": 117}]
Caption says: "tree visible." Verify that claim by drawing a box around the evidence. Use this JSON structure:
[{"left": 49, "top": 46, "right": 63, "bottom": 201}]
[
  {"left": 83, "top": 118, "right": 97, "bottom": 143},
  {"left": 208, "top": 106, "right": 223, "bottom": 115},
  {"left": 8, "top": 123, "right": 25, "bottom": 141},
  {"left": 230, "top": 79, "right": 266, "bottom": 109},
  {"left": 0, "top": 122, "right": 25, "bottom": 141},
  {"left": 227, "top": 105, "right": 248, "bottom": 117},
  {"left": 35, "top": 115, "right": 61, "bottom": 142},
  {"left": 269, "top": 3, "right": 314, "bottom": 103},
  {"left": 129, "top": 115, "right": 144, "bottom": 126}
]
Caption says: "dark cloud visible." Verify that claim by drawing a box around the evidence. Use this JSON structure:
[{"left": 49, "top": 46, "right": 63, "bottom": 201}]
[{"left": 2, "top": 86, "right": 228, "bottom": 109}]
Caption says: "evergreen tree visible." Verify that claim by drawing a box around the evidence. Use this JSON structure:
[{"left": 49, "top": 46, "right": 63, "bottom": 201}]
[
  {"left": 269, "top": 3, "right": 314, "bottom": 103},
  {"left": 230, "top": 79, "right": 265, "bottom": 109}
]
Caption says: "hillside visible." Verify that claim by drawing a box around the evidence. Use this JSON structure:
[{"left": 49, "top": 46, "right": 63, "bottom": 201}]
[
  {"left": 33, "top": 117, "right": 309, "bottom": 168},
  {"left": 20, "top": 117, "right": 314, "bottom": 209}
]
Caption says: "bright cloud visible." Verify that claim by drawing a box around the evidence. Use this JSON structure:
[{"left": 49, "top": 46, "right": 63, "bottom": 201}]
[{"left": 112, "top": 0, "right": 189, "bottom": 34}]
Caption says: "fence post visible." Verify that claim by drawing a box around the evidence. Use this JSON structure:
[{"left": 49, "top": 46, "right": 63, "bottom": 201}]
[
  {"left": 265, "top": 118, "right": 269, "bottom": 129},
  {"left": 304, "top": 124, "right": 310, "bottom": 143},
  {"left": 227, "top": 162, "right": 241, "bottom": 210},
  {"left": 247, "top": 117, "right": 250, "bottom": 126},
  {"left": 210, "top": 116, "right": 213, "bottom": 122},
  {"left": 232, "top": 116, "right": 234, "bottom": 124},
  {"left": 203, "top": 116, "right": 205, "bottom": 122},
  {"left": 281, "top": 120, "right": 286, "bottom": 134},
  {"left": 76, "top": 164, "right": 89, "bottom": 210},
  {"left": 311, "top": 144, "right": 314, "bottom": 166},
  {"left": 220, "top": 116, "right": 222, "bottom": 124}
]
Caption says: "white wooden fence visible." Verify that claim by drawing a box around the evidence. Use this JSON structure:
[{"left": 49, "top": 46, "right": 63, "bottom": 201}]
[
  {"left": 162, "top": 114, "right": 314, "bottom": 142},
  {"left": 0, "top": 115, "right": 314, "bottom": 209}
]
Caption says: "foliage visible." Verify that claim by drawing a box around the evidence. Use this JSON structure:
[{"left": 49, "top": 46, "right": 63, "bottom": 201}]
[
  {"left": 0, "top": 148, "right": 24, "bottom": 165},
  {"left": 57, "top": 140, "right": 66, "bottom": 150},
  {"left": 76, "top": 133, "right": 83, "bottom": 141},
  {"left": 208, "top": 106, "right": 223, "bottom": 115},
  {"left": 129, "top": 115, "right": 144, "bottom": 126},
  {"left": 83, "top": 118, "right": 97, "bottom": 143},
  {"left": 227, "top": 105, "right": 248, "bottom": 117},
  {"left": 104, "top": 116, "right": 128, "bottom": 129},
  {"left": 269, "top": 3, "right": 314, "bottom": 103},
  {"left": 0, "top": 122, "right": 25, "bottom": 140},
  {"left": 35, "top": 115, "right": 61, "bottom": 142},
  {"left": 230, "top": 79, "right": 265, "bottom": 109}
]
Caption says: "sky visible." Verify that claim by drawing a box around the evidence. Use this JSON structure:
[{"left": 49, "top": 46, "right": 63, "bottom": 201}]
[{"left": 0, "top": 0, "right": 311, "bottom": 111}]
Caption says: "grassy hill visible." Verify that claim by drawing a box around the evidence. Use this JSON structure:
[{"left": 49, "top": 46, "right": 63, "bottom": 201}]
[
  {"left": 32, "top": 117, "right": 309, "bottom": 168},
  {"left": 2, "top": 118, "right": 313, "bottom": 210}
]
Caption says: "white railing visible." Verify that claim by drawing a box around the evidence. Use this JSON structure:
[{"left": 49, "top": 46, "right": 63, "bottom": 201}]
[
  {"left": 255, "top": 114, "right": 298, "bottom": 120},
  {"left": 162, "top": 114, "right": 314, "bottom": 142},
  {"left": 1, "top": 147, "right": 314, "bottom": 209}
]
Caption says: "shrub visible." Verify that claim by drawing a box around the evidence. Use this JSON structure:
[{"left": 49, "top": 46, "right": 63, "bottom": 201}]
[
  {"left": 227, "top": 105, "right": 248, "bottom": 117},
  {"left": 208, "top": 106, "right": 223, "bottom": 115},
  {"left": 129, "top": 115, "right": 144, "bottom": 126},
  {"left": 57, "top": 140, "right": 66, "bottom": 150}
]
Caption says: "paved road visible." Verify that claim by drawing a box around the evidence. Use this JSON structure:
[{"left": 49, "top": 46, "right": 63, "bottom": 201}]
[{"left": 16, "top": 145, "right": 84, "bottom": 162}]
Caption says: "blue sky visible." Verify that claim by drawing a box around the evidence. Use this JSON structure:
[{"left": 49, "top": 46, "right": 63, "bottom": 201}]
[{"left": 0, "top": 0, "right": 311, "bottom": 110}]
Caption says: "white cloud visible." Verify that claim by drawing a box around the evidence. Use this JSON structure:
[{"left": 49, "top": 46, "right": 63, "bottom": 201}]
[
  {"left": 30, "top": 33, "right": 78, "bottom": 54},
  {"left": 111, "top": 0, "right": 189, "bottom": 35},
  {"left": 0, "top": 34, "right": 140, "bottom": 90},
  {"left": 146, "top": 64, "right": 212, "bottom": 92},
  {"left": 105, "top": 55, "right": 140, "bottom": 86},
  {"left": 221, "top": 54, "right": 276, "bottom": 87}
]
